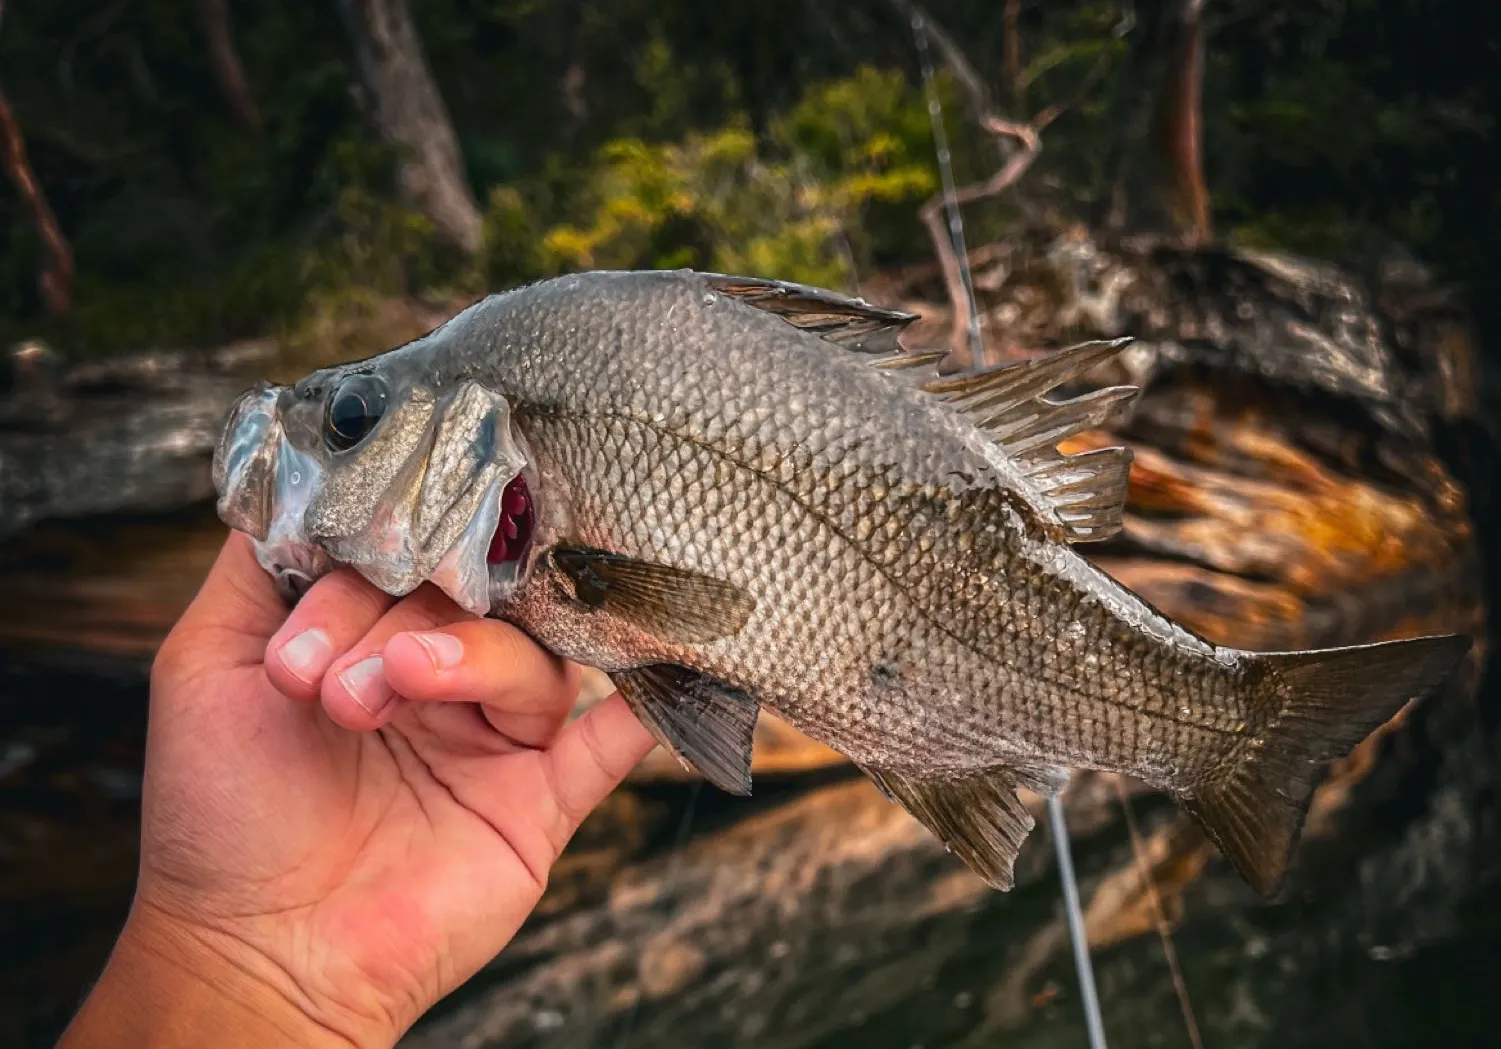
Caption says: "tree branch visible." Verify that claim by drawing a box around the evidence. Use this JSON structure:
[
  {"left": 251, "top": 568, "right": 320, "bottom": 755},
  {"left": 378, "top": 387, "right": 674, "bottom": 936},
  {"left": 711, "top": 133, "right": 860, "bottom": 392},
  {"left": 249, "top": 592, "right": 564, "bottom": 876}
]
[
  {"left": 0, "top": 86, "right": 74, "bottom": 317},
  {"left": 900, "top": 1, "right": 1122, "bottom": 365},
  {"left": 1002, "top": 0, "right": 1022, "bottom": 104},
  {"left": 198, "top": 0, "right": 263, "bottom": 133}
]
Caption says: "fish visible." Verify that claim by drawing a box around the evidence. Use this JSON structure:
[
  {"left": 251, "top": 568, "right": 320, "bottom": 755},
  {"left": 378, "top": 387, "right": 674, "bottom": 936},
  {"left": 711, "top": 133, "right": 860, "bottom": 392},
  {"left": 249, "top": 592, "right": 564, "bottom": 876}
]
[{"left": 212, "top": 268, "right": 1469, "bottom": 897}]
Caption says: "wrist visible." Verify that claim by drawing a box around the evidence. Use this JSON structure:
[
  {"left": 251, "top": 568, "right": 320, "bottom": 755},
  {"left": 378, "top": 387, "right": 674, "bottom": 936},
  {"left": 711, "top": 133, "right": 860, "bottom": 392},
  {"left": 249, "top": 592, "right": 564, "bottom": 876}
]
[{"left": 58, "top": 900, "right": 380, "bottom": 1049}]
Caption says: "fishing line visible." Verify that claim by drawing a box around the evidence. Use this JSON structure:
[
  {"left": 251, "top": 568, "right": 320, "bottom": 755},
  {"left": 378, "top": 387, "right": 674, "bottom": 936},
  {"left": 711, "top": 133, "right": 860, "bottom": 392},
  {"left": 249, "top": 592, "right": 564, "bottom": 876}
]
[
  {"left": 1050, "top": 794, "right": 1109, "bottom": 1049},
  {"left": 911, "top": 9, "right": 1109, "bottom": 1048},
  {"left": 1112, "top": 779, "right": 1203, "bottom": 1049},
  {"left": 912, "top": 10, "right": 984, "bottom": 359},
  {"left": 614, "top": 777, "right": 703, "bottom": 1049}
]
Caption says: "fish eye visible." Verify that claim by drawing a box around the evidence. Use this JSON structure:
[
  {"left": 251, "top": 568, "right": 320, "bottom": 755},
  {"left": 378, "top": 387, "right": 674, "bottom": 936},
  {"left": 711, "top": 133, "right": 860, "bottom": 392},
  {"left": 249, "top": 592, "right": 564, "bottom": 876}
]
[{"left": 324, "top": 374, "right": 389, "bottom": 452}]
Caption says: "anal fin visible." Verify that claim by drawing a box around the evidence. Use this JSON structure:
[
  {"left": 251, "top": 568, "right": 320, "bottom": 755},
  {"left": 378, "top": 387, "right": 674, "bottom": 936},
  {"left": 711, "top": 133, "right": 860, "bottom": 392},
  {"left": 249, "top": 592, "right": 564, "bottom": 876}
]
[
  {"left": 860, "top": 765, "right": 1038, "bottom": 890},
  {"left": 612, "top": 664, "right": 760, "bottom": 796}
]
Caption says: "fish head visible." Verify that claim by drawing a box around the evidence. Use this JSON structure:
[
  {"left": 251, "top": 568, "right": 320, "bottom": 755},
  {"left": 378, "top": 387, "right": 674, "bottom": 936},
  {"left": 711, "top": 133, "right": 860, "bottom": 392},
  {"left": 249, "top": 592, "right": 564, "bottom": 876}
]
[{"left": 212, "top": 338, "right": 533, "bottom": 615}]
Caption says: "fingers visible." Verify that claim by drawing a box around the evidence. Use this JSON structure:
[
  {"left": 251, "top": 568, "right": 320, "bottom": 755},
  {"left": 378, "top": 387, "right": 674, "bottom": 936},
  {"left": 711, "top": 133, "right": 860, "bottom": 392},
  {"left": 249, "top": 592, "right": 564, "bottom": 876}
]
[
  {"left": 263, "top": 568, "right": 396, "bottom": 702},
  {"left": 382, "top": 622, "right": 581, "bottom": 749},
  {"left": 539, "top": 693, "right": 655, "bottom": 846},
  {"left": 319, "top": 585, "right": 477, "bottom": 732},
  {"left": 259, "top": 563, "right": 581, "bottom": 750}
]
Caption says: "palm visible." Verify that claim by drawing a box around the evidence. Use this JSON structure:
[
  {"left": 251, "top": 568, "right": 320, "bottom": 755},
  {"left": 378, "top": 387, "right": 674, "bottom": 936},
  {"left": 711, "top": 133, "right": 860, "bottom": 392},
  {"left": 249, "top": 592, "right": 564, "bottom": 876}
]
[{"left": 140, "top": 534, "right": 651, "bottom": 1042}]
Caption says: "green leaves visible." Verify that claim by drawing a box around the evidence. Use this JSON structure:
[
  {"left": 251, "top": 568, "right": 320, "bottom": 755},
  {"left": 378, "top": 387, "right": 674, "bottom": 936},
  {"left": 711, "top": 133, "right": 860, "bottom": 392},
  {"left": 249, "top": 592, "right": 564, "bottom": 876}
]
[{"left": 516, "top": 66, "right": 940, "bottom": 290}]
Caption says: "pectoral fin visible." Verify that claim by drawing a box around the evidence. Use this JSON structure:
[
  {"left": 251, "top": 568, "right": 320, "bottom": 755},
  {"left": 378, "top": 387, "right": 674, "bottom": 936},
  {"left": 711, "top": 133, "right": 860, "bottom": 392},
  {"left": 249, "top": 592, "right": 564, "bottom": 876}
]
[
  {"left": 612, "top": 664, "right": 760, "bottom": 796},
  {"left": 860, "top": 765, "right": 1039, "bottom": 891},
  {"left": 551, "top": 546, "right": 755, "bottom": 644}
]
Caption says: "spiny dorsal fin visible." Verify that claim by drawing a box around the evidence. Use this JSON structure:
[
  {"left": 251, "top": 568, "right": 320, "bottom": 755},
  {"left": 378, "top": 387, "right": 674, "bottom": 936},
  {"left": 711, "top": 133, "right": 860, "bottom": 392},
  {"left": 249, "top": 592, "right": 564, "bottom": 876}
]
[
  {"left": 1025, "top": 447, "right": 1133, "bottom": 542},
  {"left": 871, "top": 349, "right": 947, "bottom": 372},
  {"left": 705, "top": 273, "right": 919, "bottom": 354},
  {"left": 861, "top": 340, "right": 1139, "bottom": 543},
  {"left": 707, "top": 271, "right": 1137, "bottom": 545},
  {"left": 922, "top": 337, "right": 1132, "bottom": 406},
  {"left": 612, "top": 665, "right": 760, "bottom": 796}
]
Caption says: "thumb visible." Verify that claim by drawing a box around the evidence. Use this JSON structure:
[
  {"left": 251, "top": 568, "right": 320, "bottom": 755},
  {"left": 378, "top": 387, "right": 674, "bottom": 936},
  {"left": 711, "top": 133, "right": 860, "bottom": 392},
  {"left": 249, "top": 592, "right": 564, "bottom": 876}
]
[{"left": 156, "top": 530, "right": 288, "bottom": 681}]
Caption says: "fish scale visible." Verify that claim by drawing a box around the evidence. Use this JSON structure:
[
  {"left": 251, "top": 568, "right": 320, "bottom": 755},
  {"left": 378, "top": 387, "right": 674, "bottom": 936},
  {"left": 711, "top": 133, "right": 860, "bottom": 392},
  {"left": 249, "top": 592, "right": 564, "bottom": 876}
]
[{"left": 212, "top": 267, "right": 1469, "bottom": 896}]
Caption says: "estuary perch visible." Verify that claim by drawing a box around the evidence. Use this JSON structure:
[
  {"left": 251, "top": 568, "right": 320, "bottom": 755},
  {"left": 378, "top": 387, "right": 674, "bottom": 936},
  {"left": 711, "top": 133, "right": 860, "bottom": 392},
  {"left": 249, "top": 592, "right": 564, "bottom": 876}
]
[{"left": 212, "top": 268, "right": 1468, "bottom": 896}]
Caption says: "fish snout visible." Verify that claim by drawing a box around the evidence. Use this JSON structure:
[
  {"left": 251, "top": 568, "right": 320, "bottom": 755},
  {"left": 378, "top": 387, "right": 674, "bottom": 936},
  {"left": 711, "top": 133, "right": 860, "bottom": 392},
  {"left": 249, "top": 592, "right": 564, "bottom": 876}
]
[
  {"left": 213, "top": 381, "right": 338, "bottom": 602},
  {"left": 213, "top": 382, "right": 283, "bottom": 540}
]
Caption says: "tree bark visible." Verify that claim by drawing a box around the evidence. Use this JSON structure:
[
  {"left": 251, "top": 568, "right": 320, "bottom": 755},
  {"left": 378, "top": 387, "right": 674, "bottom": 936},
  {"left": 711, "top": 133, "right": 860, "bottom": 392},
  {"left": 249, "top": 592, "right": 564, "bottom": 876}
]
[
  {"left": 335, "top": 0, "right": 483, "bottom": 256},
  {"left": 0, "top": 85, "right": 73, "bottom": 317},
  {"left": 199, "top": 0, "right": 263, "bottom": 133}
]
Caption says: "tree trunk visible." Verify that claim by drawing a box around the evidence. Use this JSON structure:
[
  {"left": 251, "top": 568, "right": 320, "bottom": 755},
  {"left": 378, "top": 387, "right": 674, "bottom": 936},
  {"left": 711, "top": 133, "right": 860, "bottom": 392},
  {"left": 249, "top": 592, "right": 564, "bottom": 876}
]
[
  {"left": 335, "top": 0, "right": 483, "bottom": 256},
  {"left": 199, "top": 0, "right": 263, "bottom": 133},
  {"left": 1154, "top": 0, "right": 1211, "bottom": 243}
]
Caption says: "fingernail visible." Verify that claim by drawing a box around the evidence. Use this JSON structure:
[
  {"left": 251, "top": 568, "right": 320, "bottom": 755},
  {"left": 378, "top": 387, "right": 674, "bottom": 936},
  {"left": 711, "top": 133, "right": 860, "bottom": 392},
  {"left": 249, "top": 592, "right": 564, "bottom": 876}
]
[
  {"left": 337, "top": 656, "right": 394, "bottom": 717},
  {"left": 277, "top": 629, "right": 332, "bottom": 684},
  {"left": 410, "top": 631, "right": 463, "bottom": 671}
]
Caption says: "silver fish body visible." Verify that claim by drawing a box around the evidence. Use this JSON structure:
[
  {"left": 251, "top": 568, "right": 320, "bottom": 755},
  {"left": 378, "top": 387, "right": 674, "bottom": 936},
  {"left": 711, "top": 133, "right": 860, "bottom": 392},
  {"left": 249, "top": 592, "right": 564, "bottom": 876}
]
[{"left": 214, "top": 268, "right": 1468, "bottom": 895}]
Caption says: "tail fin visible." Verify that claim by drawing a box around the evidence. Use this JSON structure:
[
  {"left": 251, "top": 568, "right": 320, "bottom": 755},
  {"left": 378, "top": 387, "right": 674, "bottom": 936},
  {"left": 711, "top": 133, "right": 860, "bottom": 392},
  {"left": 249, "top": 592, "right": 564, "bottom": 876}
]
[{"left": 1178, "top": 633, "right": 1469, "bottom": 898}]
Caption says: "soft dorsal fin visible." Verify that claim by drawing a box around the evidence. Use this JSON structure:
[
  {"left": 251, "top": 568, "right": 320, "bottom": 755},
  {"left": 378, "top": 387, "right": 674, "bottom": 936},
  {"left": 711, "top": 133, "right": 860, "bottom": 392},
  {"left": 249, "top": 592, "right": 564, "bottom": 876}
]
[
  {"left": 922, "top": 340, "right": 1139, "bottom": 544},
  {"left": 705, "top": 273, "right": 919, "bottom": 354}
]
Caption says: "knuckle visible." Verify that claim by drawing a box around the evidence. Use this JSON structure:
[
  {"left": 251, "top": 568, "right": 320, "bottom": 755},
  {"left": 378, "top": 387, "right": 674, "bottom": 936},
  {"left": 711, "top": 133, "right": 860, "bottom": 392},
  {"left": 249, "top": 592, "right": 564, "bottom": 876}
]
[{"left": 316, "top": 568, "right": 389, "bottom": 619}]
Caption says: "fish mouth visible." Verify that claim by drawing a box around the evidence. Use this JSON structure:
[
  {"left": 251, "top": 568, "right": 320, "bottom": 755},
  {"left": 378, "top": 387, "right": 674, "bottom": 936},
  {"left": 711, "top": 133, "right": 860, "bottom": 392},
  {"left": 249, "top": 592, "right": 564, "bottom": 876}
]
[
  {"left": 255, "top": 431, "right": 337, "bottom": 605},
  {"left": 487, "top": 472, "right": 535, "bottom": 566}
]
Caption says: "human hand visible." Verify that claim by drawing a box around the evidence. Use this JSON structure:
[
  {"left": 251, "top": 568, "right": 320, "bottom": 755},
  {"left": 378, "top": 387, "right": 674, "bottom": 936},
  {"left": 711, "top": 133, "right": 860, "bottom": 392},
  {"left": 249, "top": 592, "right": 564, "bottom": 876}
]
[{"left": 60, "top": 531, "right": 654, "bottom": 1049}]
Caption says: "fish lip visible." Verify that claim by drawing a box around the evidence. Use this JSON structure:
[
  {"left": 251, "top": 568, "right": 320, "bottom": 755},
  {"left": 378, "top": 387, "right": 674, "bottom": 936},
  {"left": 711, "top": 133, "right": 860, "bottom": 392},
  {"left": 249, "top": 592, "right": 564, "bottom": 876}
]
[
  {"left": 273, "top": 566, "right": 318, "bottom": 605},
  {"left": 214, "top": 382, "right": 281, "bottom": 540},
  {"left": 251, "top": 437, "right": 337, "bottom": 601}
]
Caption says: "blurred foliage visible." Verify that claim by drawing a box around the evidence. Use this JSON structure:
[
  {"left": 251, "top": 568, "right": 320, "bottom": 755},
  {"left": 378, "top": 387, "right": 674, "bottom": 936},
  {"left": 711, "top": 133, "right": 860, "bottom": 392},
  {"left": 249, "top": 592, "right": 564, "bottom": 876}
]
[
  {"left": 527, "top": 67, "right": 942, "bottom": 288},
  {"left": 0, "top": 0, "right": 1497, "bottom": 358}
]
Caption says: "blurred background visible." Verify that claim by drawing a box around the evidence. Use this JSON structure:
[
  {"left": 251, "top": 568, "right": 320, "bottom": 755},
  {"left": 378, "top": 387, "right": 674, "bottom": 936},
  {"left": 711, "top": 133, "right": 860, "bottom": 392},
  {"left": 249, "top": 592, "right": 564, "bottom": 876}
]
[{"left": 1, "top": 1, "right": 1498, "bottom": 1046}]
